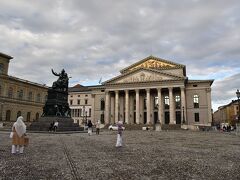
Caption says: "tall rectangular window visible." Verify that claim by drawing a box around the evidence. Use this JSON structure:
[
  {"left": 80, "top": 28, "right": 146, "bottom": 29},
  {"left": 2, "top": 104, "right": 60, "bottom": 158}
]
[
  {"left": 18, "top": 89, "right": 24, "bottom": 99},
  {"left": 70, "top": 100, "right": 73, "bottom": 105},
  {"left": 0, "top": 63, "right": 3, "bottom": 74},
  {"left": 8, "top": 87, "right": 13, "bottom": 98},
  {"left": 193, "top": 95, "right": 199, "bottom": 108},
  {"left": 154, "top": 97, "right": 158, "bottom": 109},
  {"left": 164, "top": 96, "right": 169, "bottom": 109},
  {"left": 36, "top": 93, "right": 41, "bottom": 102},
  {"left": 77, "top": 99, "right": 80, "bottom": 105},
  {"left": 100, "top": 99, "right": 105, "bottom": 110},
  {"left": 28, "top": 92, "right": 33, "bottom": 101},
  {"left": 175, "top": 95, "right": 181, "bottom": 109},
  {"left": 85, "top": 99, "right": 88, "bottom": 105},
  {"left": 194, "top": 113, "right": 199, "bottom": 122}
]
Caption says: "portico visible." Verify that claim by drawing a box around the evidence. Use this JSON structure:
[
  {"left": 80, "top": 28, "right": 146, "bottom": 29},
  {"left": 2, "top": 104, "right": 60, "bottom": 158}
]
[{"left": 104, "top": 86, "right": 186, "bottom": 125}]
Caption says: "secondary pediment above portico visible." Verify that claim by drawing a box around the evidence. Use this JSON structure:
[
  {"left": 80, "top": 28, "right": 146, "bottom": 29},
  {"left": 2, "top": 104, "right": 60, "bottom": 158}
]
[
  {"left": 103, "top": 68, "right": 185, "bottom": 85},
  {"left": 120, "top": 56, "right": 186, "bottom": 75}
]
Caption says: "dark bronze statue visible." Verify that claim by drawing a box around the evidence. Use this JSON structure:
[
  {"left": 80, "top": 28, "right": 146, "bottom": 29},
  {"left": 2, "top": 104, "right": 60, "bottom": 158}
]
[
  {"left": 42, "top": 69, "right": 71, "bottom": 117},
  {"left": 52, "top": 69, "right": 69, "bottom": 92}
]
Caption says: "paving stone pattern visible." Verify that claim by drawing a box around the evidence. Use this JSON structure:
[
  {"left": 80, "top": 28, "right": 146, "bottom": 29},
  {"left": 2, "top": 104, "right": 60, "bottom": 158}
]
[{"left": 0, "top": 130, "right": 240, "bottom": 180}]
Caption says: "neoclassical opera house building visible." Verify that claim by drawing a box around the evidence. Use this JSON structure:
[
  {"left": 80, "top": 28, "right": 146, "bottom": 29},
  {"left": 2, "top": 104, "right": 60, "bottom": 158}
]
[{"left": 69, "top": 56, "right": 214, "bottom": 128}]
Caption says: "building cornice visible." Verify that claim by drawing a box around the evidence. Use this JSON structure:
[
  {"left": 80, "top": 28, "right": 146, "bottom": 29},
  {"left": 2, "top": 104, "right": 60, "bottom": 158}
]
[
  {"left": 0, "top": 74, "right": 49, "bottom": 89},
  {"left": 0, "top": 52, "right": 13, "bottom": 60}
]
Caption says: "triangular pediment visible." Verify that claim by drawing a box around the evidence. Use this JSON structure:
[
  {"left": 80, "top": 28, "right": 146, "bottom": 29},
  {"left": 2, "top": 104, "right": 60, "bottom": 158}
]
[
  {"left": 103, "top": 68, "right": 184, "bottom": 85},
  {"left": 120, "top": 56, "right": 185, "bottom": 74}
]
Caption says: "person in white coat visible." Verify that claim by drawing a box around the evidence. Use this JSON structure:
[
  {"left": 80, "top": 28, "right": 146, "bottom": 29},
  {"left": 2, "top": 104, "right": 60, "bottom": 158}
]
[
  {"left": 11, "top": 116, "right": 26, "bottom": 154},
  {"left": 116, "top": 121, "right": 123, "bottom": 147}
]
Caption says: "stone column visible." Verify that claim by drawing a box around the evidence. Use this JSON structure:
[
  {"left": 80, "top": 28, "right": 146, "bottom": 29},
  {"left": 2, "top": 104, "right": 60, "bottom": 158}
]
[
  {"left": 157, "top": 88, "right": 163, "bottom": 124},
  {"left": 207, "top": 88, "right": 212, "bottom": 125},
  {"left": 169, "top": 87, "right": 175, "bottom": 124},
  {"left": 91, "top": 94, "right": 95, "bottom": 123},
  {"left": 136, "top": 89, "right": 140, "bottom": 124},
  {"left": 125, "top": 90, "right": 129, "bottom": 124},
  {"left": 115, "top": 90, "right": 119, "bottom": 123},
  {"left": 110, "top": 95, "right": 115, "bottom": 124},
  {"left": 146, "top": 89, "right": 151, "bottom": 124},
  {"left": 104, "top": 92, "right": 110, "bottom": 124},
  {"left": 180, "top": 87, "right": 186, "bottom": 124}
]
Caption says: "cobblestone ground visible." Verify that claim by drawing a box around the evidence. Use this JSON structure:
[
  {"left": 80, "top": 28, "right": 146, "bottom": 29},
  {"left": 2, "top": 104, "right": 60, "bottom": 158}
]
[{"left": 0, "top": 130, "right": 240, "bottom": 180}]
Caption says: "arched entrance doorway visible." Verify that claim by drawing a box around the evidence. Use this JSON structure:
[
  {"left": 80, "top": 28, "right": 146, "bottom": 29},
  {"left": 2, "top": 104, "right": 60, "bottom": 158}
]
[
  {"left": 27, "top": 112, "right": 31, "bottom": 122},
  {"left": 6, "top": 110, "right": 11, "bottom": 121}
]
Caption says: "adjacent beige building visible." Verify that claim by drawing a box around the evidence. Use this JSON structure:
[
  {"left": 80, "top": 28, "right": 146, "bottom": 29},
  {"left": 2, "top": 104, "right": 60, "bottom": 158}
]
[
  {"left": 69, "top": 56, "right": 214, "bottom": 127},
  {"left": 0, "top": 52, "right": 48, "bottom": 123},
  {"left": 213, "top": 100, "right": 240, "bottom": 125}
]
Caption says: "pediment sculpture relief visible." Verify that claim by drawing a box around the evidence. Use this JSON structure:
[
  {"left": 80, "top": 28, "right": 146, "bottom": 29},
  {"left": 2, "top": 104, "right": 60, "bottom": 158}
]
[{"left": 129, "top": 60, "right": 174, "bottom": 71}]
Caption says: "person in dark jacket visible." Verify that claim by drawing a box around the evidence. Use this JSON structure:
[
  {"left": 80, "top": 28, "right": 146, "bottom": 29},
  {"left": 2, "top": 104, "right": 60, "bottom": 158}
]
[{"left": 87, "top": 120, "right": 93, "bottom": 136}]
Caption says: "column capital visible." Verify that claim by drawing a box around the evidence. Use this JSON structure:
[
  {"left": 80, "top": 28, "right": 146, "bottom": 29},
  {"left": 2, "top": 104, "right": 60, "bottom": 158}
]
[
  {"left": 157, "top": 88, "right": 162, "bottom": 92},
  {"left": 168, "top": 87, "right": 173, "bottom": 91},
  {"left": 125, "top": 89, "right": 129, "bottom": 93},
  {"left": 115, "top": 90, "right": 119, "bottom": 94},
  {"left": 135, "top": 89, "right": 139, "bottom": 93},
  {"left": 180, "top": 87, "right": 185, "bottom": 91},
  {"left": 146, "top": 88, "right": 150, "bottom": 93}
]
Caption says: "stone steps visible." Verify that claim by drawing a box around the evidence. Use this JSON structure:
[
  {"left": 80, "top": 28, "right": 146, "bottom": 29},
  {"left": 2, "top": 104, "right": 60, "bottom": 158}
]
[{"left": 28, "top": 116, "right": 82, "bottom": 131}]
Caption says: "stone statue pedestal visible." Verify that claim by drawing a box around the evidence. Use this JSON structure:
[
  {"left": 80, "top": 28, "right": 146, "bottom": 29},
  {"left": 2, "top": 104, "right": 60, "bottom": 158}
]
[
  {"left": 29, "top": 116, "right": 82, "bottom": 131},
  {"left": 42, "top": 89, "right": 70, "bottom": 117}
]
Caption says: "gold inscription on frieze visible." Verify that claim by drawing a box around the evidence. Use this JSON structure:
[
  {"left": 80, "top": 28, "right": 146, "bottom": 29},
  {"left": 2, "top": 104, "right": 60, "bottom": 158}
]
[
  {"left": 122, "top": 73, "right": 163, "bottom": 83},
  {"left": 130, "top": 60, "right": 174, "bottom": 71}
]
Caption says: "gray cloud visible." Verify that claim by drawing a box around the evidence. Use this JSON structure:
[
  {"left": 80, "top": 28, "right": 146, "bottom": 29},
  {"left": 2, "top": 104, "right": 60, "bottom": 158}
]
[{"left": 1, "top": 0, "right": 240, "bottom": 111}]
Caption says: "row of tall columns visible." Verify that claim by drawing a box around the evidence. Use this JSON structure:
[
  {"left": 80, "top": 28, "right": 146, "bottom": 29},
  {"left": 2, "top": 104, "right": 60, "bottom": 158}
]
[
  {"left": 158, "top": 88, "right": 163, "bottom": 124},
  {"left": 115, "top": 91, "right": 119, "bottom": 122},
  {"left": 135, "top": 90, "right": 140, "bottom": 124},
  {"left": 125, "top": 90, "right": 129, "bottom": 124},
  {"left": 146, "top": 89, "right": 151, "bottom": 124},
  {"left": 181, "top": 87, "right": 186, "bottom": 124},
  {"left": 169, "top": 87, "right": 175, "bottom": 124},
  {"left": 105, "top": 87, "right": 186, "bottom": 124},
  {"left": 105, "top": 91, "right": 110, "bottom": 124}
]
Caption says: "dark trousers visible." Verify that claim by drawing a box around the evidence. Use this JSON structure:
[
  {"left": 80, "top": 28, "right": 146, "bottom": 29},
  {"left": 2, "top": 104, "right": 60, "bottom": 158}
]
[{"left": 96, "top": 128, "right": 100, "bottom": 135}]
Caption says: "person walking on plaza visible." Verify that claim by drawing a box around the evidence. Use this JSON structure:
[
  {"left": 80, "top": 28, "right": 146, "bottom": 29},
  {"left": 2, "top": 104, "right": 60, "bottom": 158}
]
[
  {"left": 11, "top": 116, "right": 26, "bottom": 154},
  {"left": 48, "top": 121, "right": 54, "bottom": 132},
  {"left": 116, "top": 120, "right": 123, "bottom": 147},
  {"left": 87, "top": 120, "right": 93, "bottom": 136},
  {"left": 53, "top": 121, "right": 59, "bottom": 132},
  {"left": 96, "top": 120, "right": 100, "bottom": 135}
]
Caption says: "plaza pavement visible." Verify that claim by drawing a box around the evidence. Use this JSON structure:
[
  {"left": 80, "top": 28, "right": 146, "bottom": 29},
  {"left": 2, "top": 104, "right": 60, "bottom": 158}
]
[{"left": 0, "top": 130, "right": 240, "bottom": 180}]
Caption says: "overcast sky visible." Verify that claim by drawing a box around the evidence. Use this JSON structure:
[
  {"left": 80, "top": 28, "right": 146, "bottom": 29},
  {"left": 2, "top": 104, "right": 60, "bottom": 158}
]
[{"left": 0, "top": 0, "right": 240, "bottom": 111}]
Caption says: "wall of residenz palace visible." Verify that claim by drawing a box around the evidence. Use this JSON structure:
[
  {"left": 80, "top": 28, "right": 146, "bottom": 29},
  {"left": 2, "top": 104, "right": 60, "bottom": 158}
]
[{"left": 0, "top": 53, "right": 48, "bottom": 123}]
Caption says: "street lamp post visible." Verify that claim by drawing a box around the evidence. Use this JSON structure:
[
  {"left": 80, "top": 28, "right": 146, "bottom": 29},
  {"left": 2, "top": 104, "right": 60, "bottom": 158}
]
[
  {"left": 236, "top": 89, "right": 240, "bottom": 123},
  {"left": 182, "top": 106, "right": 185, "bottom": 124}
]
